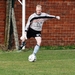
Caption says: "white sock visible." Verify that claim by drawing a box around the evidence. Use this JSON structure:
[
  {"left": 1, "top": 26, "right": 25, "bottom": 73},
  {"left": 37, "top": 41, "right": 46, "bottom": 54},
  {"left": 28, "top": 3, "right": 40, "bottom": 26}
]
[{"left": 33, "top": 45, "right": 40, "bottom": 55}]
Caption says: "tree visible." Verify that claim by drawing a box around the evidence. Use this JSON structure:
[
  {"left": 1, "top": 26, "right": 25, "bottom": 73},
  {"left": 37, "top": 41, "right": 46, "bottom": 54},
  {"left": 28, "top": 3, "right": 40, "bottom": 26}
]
[{"left": 5, "top": 0, "right": 19, "bottom": 50}]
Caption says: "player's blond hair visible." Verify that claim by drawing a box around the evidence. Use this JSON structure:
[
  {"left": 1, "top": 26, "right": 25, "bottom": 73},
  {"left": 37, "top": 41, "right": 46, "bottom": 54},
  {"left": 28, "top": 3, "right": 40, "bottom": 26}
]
[
  {"left": 36, "top": 5, "right": 42, "bottom": 10},
  {"left": 36, "top": 5, "right": 42, "bottom": 8}
]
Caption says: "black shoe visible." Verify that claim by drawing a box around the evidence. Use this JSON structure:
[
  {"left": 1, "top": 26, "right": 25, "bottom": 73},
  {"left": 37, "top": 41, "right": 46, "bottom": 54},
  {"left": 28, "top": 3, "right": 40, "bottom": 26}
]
[{"left": 18, "top": 46, "right": 23, "bottom": 50}]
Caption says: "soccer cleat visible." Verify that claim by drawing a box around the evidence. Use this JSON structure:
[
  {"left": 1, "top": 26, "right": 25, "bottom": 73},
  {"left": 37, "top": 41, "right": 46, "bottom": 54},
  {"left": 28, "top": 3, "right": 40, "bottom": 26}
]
[
  {"left": 22, "top": 46, "right": 25, "bottom": 49},
  {"left": 18, "top": 42, "right": 26, "bottom": 51},
  {"left": 18, "top": 45, "right": 23, "bottom": 50}
]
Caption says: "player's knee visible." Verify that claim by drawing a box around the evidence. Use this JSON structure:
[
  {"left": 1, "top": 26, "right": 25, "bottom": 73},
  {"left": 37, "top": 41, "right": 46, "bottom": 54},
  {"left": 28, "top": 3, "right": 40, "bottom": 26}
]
[
  {"left": 35, "top": 37, "right": 42, "bottom": 46},
  {"left": 20, "top": 36, "right": 25, "bottom": 41},
  {"left": 37, "top": 40, "right": 41, "bottom": 46}
]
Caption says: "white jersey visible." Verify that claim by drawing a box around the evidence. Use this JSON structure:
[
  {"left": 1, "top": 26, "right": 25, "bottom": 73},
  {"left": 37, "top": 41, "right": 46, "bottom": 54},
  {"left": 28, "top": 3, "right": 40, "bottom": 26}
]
[{"left": 25, "top": 12, "right": 56, "bottom": 31}]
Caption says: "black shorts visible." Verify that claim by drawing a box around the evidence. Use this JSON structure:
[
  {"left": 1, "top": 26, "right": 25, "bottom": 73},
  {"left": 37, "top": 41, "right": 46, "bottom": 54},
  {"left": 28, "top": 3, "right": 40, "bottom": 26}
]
[{"left": 27, "top": 28, "right": 41, "bottom": 39}]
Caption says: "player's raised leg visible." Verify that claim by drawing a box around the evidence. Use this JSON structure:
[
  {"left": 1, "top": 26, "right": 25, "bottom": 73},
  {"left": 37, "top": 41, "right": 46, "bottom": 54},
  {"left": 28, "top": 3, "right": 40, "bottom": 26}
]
[{"left": 18, "top": 35, "right": 26, "bottom": 50}]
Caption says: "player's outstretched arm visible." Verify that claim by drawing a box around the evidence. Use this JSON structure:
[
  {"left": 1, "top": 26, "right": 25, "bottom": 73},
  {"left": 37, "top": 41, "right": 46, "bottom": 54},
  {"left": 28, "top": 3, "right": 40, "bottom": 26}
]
[{"left": 46, "top": 13, "right": 60, "bottom": 20}]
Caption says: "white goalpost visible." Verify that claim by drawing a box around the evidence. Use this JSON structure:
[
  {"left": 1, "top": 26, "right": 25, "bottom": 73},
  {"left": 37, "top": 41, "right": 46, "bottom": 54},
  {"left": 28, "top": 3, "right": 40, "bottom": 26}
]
[
  {"left": 18, "top": 0, "right": 26, "bottom": 49},
  {"left": 18, "top": 0, "right": 25, "bottom": 36}
]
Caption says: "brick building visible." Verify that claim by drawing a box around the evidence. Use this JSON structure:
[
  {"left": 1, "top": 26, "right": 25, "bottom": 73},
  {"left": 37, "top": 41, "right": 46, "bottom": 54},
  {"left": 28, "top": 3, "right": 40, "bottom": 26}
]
[
  {"left": 0, "top": 0, "right": 6, "bottom": 44},
  {"left": 0, "top": 0, "right": 75, "bottom": 48}
]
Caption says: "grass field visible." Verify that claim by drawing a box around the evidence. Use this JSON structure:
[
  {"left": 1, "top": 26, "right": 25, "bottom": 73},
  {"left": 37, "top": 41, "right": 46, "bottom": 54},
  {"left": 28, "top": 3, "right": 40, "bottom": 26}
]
[{"left": 0, "top": 49, "right": 75, "bottom": 75}]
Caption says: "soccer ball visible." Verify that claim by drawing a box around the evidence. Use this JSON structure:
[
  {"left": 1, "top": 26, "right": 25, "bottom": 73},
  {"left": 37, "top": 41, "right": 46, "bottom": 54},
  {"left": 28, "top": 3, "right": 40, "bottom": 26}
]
[{"left": 28, "top": 54, "right": 36, "bottom": 62}]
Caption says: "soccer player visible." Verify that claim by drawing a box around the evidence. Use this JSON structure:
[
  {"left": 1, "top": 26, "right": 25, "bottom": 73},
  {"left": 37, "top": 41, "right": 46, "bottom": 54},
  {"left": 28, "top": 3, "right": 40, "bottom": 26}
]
[{"left": 18, "top": 5, "right": 60, "bottom": 55}]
